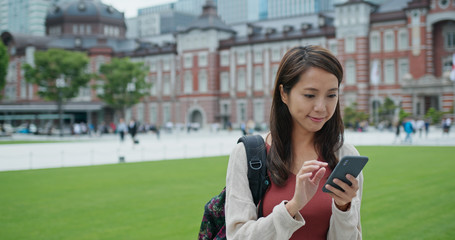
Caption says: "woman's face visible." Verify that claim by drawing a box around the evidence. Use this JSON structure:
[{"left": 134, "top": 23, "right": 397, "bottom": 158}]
[{"left": 280, "top": 67, "right": 339, "bottom": 135}]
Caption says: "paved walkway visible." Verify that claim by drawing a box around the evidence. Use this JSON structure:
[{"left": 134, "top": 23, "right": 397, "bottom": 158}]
[{"left": 1, "top": 126, "right": 454, "bottom": 172}]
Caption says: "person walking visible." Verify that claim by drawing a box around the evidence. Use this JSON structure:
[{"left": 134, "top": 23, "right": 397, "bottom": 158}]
[
  {"left": 225, "top": 46, "right": 364, "bottom": 240},
  {"left": 403, "top": 118, "right": 414, "bottom": 143},
  {"left": 424, "top": 118, "right": 430, "bottom": 138},
  {"left": 117, "top": 118, "right": 127, "bottom": 142},
  {"left": 416, "top": 118, "right": 425, "bottom": 138},
  {"left": 128, "top": 119, "right": 138, "bottom": 144}
]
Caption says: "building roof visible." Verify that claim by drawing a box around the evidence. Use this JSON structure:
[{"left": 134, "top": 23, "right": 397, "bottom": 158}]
[
  {"left": 1, "top": 32, "right": 52, "bottom": 52},
  {"left": 46, "top": 0, "right": 124, "bottom": 20},
  {"left": 376, "top": 0, "right": 413, "bottom": 13},
  {"left": 179, "top": 0, "right": 234, "bottom": 34}
]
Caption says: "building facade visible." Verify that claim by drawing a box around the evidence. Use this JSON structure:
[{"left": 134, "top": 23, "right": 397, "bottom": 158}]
[{"left": 1, "top": 0, "right": 455, "bottom": 131}]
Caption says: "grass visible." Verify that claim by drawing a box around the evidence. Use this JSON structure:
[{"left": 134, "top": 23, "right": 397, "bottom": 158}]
[
  {"left": 357, "top": 146, "right": 455, "bottom": 240},
  {"left": 0, "top": 146, "right": 454, "bottom": 239}
]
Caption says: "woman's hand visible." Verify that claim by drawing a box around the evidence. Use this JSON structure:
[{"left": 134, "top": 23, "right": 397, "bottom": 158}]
[
  {"left": 325, "top": 174, "right": 359, "bottom": 211},
  {"left": 285, "top": 160, "right": 327, "bottom": 217}
]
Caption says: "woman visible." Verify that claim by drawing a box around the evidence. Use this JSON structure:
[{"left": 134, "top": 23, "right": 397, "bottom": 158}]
[{"left": 225, "top": 46, "right": 363, "bottom": 239}]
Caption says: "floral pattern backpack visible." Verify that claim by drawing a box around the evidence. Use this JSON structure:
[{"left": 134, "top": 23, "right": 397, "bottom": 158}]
[{"left": 198, "top": 135, "right": 270, "bottom": 240}]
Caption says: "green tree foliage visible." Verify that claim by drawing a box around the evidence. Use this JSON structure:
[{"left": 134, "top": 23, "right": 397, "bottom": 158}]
[
  {"left": 0, "top": 40, "right": 8, "bottom": 98},
  {"left": 95, "top": 57, "right": 150, "bottom": 117},
  {"left": 424, "top": 107, "right": 445, "bottom": 124},
  {"left": 23, "top": 48, "right": 91, "bottom": 101},
  {"left": 343, "top": 102, "right": 370, "bottom": 128}
]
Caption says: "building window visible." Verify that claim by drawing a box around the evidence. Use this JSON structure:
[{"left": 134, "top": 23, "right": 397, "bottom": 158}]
[
  {"left": 163, "top": 104, "right": 171, "bottom": 123},
  {"left": 150, "top": 61, "right": 157, "bottom": 72},
  {"left": 163, "top": 58, "right": 170, "bottom": 71},
  {"left": 237, "top": 69, "right": 246, "bottom": 92},
  {"left": 198, "top": 70, "right": 207, "bottom": 93},
  {"left": 149, "top": 105, "right": 157, "bottom": 124},
  {"left": 86, "top": 25, "right": 91, "bottom": 34},
  {"left": 184, "top": 71, "right": 192, "bottom": 93},
  {"left": 384, "top": 31, "right": 395, "bottom": 52},
  {"left": 163, "top": 75, "right": 170, "bottom": 95},
  {"left": 370, "top": 31, "right": 380, "bottom": 52},
  {"left": 254, "top": 49, "right": 263, "bottom": 63},
  {"left": 20, "top": 80, "right": 27, "bottom": 99},
  {"left": 398, "top": 29, "right": 408, "bottom": 50},
  {"left": 345, "top": 36, "right": 355, "bottom": 53},
  {"left": 438, "top": 0, "right": 450, "bottom": 9},
  {"left": 95, "top": 56, "right": 106, "bottom": 73},
  {"left": 398, "top": 59, "right": 409, "bottom": 83},
  {"left": 184, "top": 54, "right": 192, "bottom": 68},
  {"left": 237, "top": 102, "right": 246, "bottom": 123},
  {"left": 254, "top": 67, "right": 263, "bottom": 91},
  {"left": 237, "top": 51, "right": 246, "bottom": 65},
  {"left": 444, "top": 31, "right": 455, "bottom": 50},
  {"left": 253, "top": 101, "right": 264, "bottom": 123},
  {"left": 384, "top": 60, "right": 395, "bottom": 84},
  {"left": 220, "top": 51, "right": 229, "bottom": 66},
  {"left": 220, "top": 72, "right": 229, "bottom": 92},
  {"left": 329, "top": 41, "right": 338, "bottom": 55},
  {"left": 73, "top": 24, "right": 78, "bottom": 34},
  {"left": 345, "top": 60, "right": 356, "bottom": 85},
  {"left": 149, "top": 75, "right": 157, "bottom": 96},
  {"left": 137, "top": 103, "right": 145, "bottom": 123},
  {"left": 271, "top": 48, "right": 281, "bottom": 62},
  {"left": 442, "top": 55, "right": 453, "bottom": 73},
  {"left": 198, "top": 52, "right": 208, "bottom": 67}
]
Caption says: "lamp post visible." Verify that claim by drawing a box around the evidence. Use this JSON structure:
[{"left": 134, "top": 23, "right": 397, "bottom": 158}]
[{"left": 56, "top": 75, "right": 65, "bottom": 137}]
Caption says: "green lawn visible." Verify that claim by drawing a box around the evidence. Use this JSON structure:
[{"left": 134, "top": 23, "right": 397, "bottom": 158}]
[{"left": 0, "top": 146, "right": 454, "bottom": 239}]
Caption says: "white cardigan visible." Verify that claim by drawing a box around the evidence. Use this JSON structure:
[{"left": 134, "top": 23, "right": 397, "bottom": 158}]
[{"left": 225, "top": 138, "right": 363, "bottom": 240}]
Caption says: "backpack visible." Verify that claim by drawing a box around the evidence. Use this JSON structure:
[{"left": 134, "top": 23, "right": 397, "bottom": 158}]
[{"left": 198, "top": 135, "right": 270, "bottom": 240}]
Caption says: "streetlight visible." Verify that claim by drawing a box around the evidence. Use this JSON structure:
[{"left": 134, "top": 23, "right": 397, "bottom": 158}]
[{"left": 56, "top": 74, "right": 65, "bottom": 137}]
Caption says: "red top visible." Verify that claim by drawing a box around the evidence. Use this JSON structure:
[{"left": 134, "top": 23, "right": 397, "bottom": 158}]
[{"left": 263, "top": 144, "right": 333, "bottom": 240}]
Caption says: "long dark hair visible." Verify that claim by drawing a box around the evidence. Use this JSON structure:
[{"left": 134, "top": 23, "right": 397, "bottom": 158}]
[{"left": 268, "top": 45, "right": 344, "bottom": 186}]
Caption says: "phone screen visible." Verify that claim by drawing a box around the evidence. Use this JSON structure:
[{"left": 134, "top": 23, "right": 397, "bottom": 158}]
[{"left": 322, "top": 155, "right": 368, "bottom": 193}]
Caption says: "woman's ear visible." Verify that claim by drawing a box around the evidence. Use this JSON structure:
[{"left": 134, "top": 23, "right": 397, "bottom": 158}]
[{"left": 280, "top": 84, "right": 288, "bottom": 105}]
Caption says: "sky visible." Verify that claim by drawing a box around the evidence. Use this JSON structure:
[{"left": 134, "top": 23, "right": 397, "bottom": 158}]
[{"left": 101, "top": 0, "right": 176, "bottom": 18}]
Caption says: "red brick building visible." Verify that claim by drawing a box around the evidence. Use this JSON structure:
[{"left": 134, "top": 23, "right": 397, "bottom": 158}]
[{"left": 1, "top": 0, "right": 454, "bottom": 130}]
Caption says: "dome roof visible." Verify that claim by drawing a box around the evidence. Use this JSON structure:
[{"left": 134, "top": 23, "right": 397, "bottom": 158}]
[{"left": 47, "top": 0, "right": 124, "bottom": 20}]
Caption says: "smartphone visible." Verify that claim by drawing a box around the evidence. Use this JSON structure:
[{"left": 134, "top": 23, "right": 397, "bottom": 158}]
[{"left": 322, "top": 155, "right": 368, "bottom": 193}]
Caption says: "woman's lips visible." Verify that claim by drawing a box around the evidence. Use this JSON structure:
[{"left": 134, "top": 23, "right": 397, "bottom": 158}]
[{"left": 309, "top": 116, "right": 324, "bottom": 122}]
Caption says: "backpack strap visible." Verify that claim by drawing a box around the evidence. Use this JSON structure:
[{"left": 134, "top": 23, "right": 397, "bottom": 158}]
[{"left": 238, "top": 135, "right": 270, "bottom": 218}]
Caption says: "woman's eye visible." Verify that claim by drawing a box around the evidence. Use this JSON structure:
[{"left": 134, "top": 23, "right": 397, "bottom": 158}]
[
  {"left": 328, "top": 94, "right": 337, "bottom": 98},
  {"left": 304, "top": 94, "right": 315, "bottom": 98}
]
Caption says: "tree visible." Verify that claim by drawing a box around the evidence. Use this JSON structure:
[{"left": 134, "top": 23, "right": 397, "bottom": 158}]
[
  {"left": 343, "top": 102, "right": 370, "bottom": 129},
  {"left": 378, "top": 97, "right": 397, "bottom": 122},
  {"left": 23, "top": 48, "right": 91, "bottom": 135},
  {"left": 0, "top": 40, "right": 8, "bottom": 99},
  {"left": 95, "top": 57, "right": 150, "bottom": 118}
]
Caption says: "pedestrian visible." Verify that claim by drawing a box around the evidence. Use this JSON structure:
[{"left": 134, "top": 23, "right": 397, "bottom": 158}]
[
  {"left": 393, "top": 119, "right": 401, "bottom": 143},
  {"left": 424, "top": 118, "right": 430, "bottom": 138},
  {"left": 128, "top": 119, "right": 138, "bottom": 144},
  {"left": 117, "top": 118, "right": 127, "bottom": 142},
  {"left": 240, "top": 122, "right": 247, "bottom": 135},
  {"left": 416, "top": 118, "right": 425, "bottom": 138},
  {"left": 225, "top": 46, "right": 363, "bottom": 239},
  {"left": 442, "top": 117, "right": 451, "bottom": 135},
  {"left": 403, "top": 118, "right": 414, "bottom": 143}
]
